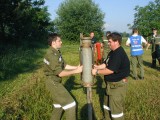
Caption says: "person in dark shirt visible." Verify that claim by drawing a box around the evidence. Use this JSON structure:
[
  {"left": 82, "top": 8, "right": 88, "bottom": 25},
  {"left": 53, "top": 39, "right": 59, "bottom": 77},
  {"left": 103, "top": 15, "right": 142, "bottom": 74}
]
[
  {"left": 92, "top": 32, "right": 130, "bottom": 120},
  {"left": 90, "top": 32, "right": 97, "bottom": 45}
]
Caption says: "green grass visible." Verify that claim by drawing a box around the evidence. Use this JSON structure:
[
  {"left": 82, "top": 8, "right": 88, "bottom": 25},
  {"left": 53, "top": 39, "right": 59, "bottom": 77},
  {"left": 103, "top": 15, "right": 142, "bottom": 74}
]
[{"left": 0, "top": 41, "right": 160, "bottom": 120}]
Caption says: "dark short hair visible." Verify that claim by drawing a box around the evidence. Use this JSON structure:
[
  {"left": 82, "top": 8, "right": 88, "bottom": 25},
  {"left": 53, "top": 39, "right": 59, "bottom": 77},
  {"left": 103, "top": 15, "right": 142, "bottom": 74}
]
[
  {"left": 48, "top": 33, "right": 60, "bottom": 46},
  {"left": 107, "top": 32, "right": 122, "bottom": 44},
  {"left": 132, "top": 28, "right": 138, "bottom": 34},
  {"left": 106, "top": 31, "right": 111, "bottom": 35},
  {"left": 152, "top": 28, "right": 157, "bottom": 30}
]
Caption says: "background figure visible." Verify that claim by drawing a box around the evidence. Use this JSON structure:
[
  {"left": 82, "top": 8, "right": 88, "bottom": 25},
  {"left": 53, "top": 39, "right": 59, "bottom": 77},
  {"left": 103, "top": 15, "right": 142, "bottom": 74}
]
[
  {"left": 43, "top": 33, "right": 82, "bottom": 120},
  {"left": 102, "top": 31, "right": 111, "bottom": 61},
  {"left": 94, "top": 40, "right": 103, "bottom": 65},
  {"left": 146, "top": 28, "right": 160, "bottom": 68},
  {"left": 92, "top": 32, "right": 130, "bottom": 120},
  {"left": 90, "top": 32, "right": 97, "bottom": 45},
  {"left": 126, "top": 28, "right": 147, "bottom": 80}
]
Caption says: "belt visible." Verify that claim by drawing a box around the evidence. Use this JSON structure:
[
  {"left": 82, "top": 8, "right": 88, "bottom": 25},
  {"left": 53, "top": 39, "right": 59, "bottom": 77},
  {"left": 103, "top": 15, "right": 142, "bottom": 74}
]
[
  {"left": 107, "top": 78, "right": 128, "bottom": 89},
  {"left": 107, "top": 78, "right": 128, "bottom": 85}
]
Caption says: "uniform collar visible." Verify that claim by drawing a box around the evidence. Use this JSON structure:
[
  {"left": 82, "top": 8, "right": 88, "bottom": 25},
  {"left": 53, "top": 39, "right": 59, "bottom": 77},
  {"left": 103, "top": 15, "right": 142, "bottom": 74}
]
[{"left": 50, "top": 46, "right": 60, "bottom": 54}]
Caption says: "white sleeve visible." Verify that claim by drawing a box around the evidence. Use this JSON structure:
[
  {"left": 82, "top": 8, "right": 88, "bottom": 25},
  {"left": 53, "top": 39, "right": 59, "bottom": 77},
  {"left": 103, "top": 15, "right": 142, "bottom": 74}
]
[
  {"left": 126, "top": 38, "right": 130, "bottom": 45},
  {"left": 141, "top": 36, "right": 147, "bottom": 44}
]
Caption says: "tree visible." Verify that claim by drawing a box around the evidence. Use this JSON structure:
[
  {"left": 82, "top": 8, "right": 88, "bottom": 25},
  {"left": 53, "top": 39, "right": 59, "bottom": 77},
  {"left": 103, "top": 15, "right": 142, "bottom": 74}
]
[
  {"left": 0, "top": 0, "right": 52, "bottom": 49},
  {"left": 133, "top": 0, "right": 160, "bottom": 37},
  {"left": 54, "top": 0, "right": 105, "bottom": 41}
]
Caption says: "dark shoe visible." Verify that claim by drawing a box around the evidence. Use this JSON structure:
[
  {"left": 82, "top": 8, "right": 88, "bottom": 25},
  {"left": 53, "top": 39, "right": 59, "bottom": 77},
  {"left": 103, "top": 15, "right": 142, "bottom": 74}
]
[
  {"left": 133, "top": 77, "right": 138, "bottom": 80},
  {"left": 151, "top": 65, "right": 156, "bottom": 68},
  {"left": 140, "top": 77, "right": 144, "bottom": 80}
]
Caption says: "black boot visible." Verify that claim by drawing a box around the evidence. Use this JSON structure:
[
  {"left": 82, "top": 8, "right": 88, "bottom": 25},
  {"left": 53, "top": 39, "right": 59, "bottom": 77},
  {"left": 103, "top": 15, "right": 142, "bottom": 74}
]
[
  {"left": 158, "top": 59, "right": 160, "bottom": 66},
  {"left": 151, "top": 59, "right": 156, "bottom": 68}
]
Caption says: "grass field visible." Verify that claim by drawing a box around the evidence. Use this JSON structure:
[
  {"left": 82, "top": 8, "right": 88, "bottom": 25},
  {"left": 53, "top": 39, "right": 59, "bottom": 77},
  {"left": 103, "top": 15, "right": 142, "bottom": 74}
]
[{"left": 0, "top": 41, "right": 160, "bottom": 120}]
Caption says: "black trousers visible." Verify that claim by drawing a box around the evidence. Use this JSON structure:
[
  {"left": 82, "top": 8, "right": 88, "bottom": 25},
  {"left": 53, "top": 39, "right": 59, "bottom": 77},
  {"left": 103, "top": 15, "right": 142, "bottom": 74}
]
[{"left": 152, "top": 50, "right": 160, "bottom": 67}]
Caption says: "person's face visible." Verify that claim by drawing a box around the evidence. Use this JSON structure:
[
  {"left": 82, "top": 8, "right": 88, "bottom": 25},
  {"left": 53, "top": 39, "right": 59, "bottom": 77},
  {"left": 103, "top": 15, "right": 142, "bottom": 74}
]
[
  {"left": 108, "top": 39, "right": 117, "bottom": 50},
  {"left": 153, "top": 30, "right": 157, "bottom": 35},
  {"left": 90, "top": 33, "right": 94, "bottom": 38},
  {"left": 52, "top": 37, "right": 62, "bottom": 49}
]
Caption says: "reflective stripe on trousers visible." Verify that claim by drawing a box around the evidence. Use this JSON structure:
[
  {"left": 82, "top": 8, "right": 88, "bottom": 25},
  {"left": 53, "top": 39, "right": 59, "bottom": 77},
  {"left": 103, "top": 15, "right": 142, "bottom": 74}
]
[
  {"left": 103, "top": 105, "right": 110, "bottom": 111},
  {"left": 53, "top": 101, "right": 76, "bottom": 110},
  {"left": 103, "top": 105, "right": 124, "bottom": 119}
]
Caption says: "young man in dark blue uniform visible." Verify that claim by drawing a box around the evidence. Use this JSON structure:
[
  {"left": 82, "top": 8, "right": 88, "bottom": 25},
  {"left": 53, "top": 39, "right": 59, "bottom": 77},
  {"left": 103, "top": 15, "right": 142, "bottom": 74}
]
[
  {"left": 43, "top": 33, "right": 82, "bottom": 120},
  {"left": 92, "top": 33, "right": 130, "bottom": 120}
]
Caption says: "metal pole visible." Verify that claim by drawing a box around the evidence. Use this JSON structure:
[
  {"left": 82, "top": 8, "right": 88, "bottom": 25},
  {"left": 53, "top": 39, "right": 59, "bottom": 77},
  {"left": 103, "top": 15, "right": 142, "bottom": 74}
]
[
  {"left": 80, "top": 33, "right": 94, "bottom": 120},
  {"left": 87, "top": 87, "right": 92, "bottom": 120}
]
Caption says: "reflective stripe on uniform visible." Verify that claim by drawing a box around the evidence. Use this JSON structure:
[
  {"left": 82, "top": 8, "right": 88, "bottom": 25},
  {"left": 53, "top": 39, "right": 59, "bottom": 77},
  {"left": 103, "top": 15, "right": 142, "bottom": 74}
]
[
  {"left": 111, "top": 112, "right": 124, "bottom": 118},
  {"left": 53, "top": 104, "right": 61, "bottom": 108},
  {"left": 62, "top": 101, "right": 76, "bottom": 110},
  {"left": 44, "top": 58, "right": 50, "bottom": 65},
  {"left": 132, "top": 48, "right": 143, "bottom": 51},
  {"left": 103, "top": 105, "right": 110, "bottom": 111}
]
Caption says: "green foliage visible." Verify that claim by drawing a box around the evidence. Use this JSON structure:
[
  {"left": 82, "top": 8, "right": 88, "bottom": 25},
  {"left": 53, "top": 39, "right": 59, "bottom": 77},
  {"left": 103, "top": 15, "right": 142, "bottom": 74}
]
[
  {"left": 54, "top": 0, "right": 105, "bottom": 41},
  {"left": 0, "top": 0, "right": 53, "bottom": 49},
  {"left": 133, "top": 0, "right": 160, "bottom": 36}
]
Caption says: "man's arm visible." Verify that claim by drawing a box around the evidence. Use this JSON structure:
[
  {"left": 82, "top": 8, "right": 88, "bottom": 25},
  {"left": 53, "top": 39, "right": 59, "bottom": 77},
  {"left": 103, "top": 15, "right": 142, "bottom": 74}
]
[
  {"left": 92, "top": 67, "right": 114, "bottom": 75},
  {"left": 126, "top": 38, "right": 130, "bottom": 46},
  {"left": 146, "top": 43, "right": 151, "bottom": 50},
  {"left": 65, "top": 64, "right": 79, "bottom": 70},
  {"left": 94, "top": 63, "right": 106, "bottom": 70},
  {"left": 58, "top": 65, "right": 82, "bottom": 77}
]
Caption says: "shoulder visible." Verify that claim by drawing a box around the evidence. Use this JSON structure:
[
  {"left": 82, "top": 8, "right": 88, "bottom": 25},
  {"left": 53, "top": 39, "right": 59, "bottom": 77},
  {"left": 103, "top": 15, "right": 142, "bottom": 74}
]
[
  {"left": 114, "top": 47, "right": 125, "bottom": 55},
  {"left": 45, "top": 47, "right": 58, "bottom": 59},
  {"left": 45, "top": 47, "right": 53, "bottom": 55}
]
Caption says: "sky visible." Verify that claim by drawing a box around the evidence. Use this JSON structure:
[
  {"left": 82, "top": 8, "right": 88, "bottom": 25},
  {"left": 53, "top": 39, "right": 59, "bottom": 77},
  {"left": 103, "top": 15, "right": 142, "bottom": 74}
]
[{"left": 44, "top": 0, "right": 155, "bottom": 33}]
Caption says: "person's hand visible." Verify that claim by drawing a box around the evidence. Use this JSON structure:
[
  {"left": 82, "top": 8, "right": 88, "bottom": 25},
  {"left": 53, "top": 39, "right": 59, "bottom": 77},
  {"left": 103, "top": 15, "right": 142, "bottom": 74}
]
[
  {"left": 92, "top": 68, "right": 97, "bottom": 75},
  {"left": 93, "top": 64, "right": 98, "bottom": 69},
  {"left": 75, "top": 65, "right": 83, "bottom": 73}
]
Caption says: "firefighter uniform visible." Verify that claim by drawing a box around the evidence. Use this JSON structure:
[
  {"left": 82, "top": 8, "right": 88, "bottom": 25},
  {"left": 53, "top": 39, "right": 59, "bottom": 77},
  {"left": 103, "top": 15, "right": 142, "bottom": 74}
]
[
  {"left": 150, "top": 34, "right": 160, "bottom": 67},
  {"left": 43, "top": 47, "right": 76, "bottom": 120},
  {"left": 103, "top": 46, "right": 130, "bottom": 120}
]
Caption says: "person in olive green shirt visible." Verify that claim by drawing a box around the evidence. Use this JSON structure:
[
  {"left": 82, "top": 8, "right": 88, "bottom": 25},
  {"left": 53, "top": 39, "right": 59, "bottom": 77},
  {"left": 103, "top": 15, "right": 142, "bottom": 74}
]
[
  {"left": 102, "top": 31, "right": 111, "bottom": 61},
  {"left": 43, "top": 33, "right": 82, "bottom": 120}
]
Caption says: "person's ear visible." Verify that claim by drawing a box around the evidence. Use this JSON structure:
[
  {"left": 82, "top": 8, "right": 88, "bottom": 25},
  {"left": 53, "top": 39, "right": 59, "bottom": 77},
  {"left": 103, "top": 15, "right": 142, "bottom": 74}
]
[{"left": 51, "top": 40, "right": 55, "bottom": 46}]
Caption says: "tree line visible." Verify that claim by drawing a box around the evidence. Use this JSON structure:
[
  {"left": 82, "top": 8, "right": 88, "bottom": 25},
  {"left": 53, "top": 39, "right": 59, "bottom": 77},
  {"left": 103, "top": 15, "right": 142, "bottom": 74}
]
[{"left": 0, "top": 0, "right": 160, "bottom": 52}]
